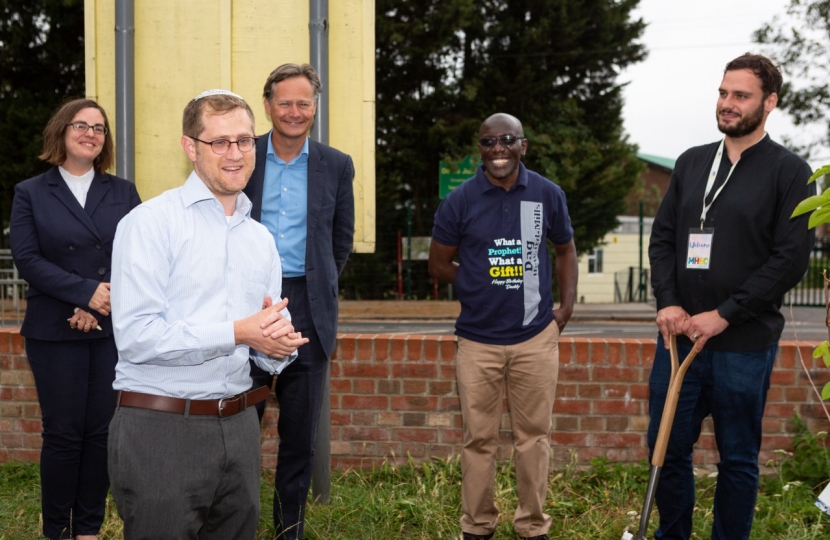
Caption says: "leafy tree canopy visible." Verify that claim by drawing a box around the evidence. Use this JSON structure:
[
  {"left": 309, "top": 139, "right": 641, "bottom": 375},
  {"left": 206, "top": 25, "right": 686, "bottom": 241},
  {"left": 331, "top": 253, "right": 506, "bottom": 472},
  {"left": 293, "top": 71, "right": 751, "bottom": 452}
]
[
  {"left": 342, "top": 0, "right": 647, "bottom": 298},
  {"left": 0, "top": 0, "right": 85, "bottom": 239},
  {"left": 754, "top": 0, "right": 830, "bottom": 157}
]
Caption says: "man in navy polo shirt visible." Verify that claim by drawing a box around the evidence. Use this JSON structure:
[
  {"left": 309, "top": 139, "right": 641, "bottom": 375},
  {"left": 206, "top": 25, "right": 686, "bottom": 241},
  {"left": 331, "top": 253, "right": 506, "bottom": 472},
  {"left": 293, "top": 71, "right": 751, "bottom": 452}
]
[{"left": 429, "top": 113, "right": 578, "bottom": 540}]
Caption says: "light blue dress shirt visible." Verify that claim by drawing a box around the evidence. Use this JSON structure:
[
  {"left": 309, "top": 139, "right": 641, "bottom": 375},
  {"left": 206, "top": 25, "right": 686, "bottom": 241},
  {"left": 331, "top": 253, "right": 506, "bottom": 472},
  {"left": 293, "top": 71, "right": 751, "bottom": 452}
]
[
  {"left": 261, "top": 133, "right": 308, "bottom": 277},
  {"left": 111, "top": 172, "right": 294, "bottom": 400}
]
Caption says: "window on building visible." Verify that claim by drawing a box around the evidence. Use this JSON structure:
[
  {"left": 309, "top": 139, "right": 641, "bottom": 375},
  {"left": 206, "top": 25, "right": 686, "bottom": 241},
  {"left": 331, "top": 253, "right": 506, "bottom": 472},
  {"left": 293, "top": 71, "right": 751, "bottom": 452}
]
[{"left": 588, "top": 248, "right": 604, "bottom": 274}]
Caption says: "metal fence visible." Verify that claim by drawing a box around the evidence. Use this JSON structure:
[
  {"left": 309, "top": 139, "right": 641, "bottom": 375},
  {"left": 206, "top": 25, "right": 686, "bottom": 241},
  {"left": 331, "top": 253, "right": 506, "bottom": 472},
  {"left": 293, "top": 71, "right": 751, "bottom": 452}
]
[
  {"left": 784, "top": 237, "right": 830, "bottom": 307},
  {"left": 0, "top": 249, "right": 27, "bottom": 326},
  {"left": 614, "top": 267, "right": 650, "bottom": 303}
]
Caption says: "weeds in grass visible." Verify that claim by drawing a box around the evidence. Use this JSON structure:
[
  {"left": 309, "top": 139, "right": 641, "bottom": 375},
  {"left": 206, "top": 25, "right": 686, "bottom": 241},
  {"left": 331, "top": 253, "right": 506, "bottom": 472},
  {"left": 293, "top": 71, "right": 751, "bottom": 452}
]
[{"left": 2, "top": 445, "right": 829, "bottom": 540}]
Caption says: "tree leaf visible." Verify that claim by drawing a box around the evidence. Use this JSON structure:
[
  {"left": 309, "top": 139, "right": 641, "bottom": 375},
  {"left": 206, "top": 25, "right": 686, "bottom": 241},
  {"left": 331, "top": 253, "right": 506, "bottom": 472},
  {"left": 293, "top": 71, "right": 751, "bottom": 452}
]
[
  {"left": 808, "top": 165, "right": 830, "bottom": 184},
  {"left": 813, "top": 341, "right": 829, "bottom": 359},
  {"left": 807, "top": 205, "right": 830, "bottom": 229},
  {"left": 791, "top": 191, "right": 830, "bottom": 217},
  {"left": 822, "top": 381, "right": 830, "bottom": 401}
]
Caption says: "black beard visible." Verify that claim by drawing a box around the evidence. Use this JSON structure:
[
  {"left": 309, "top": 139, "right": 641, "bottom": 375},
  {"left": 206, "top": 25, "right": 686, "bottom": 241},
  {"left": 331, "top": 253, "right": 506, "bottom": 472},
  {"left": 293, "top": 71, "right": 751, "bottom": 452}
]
[{"left": 717, "top": 103, "right": 764, "bottom": 138}]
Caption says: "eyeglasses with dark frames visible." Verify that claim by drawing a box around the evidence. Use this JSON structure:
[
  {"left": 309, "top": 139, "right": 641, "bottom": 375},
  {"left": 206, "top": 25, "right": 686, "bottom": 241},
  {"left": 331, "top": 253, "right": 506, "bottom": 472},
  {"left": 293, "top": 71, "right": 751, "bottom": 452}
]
[
  {"left": 66, "top": 122, "right": 108, "bottom": 136},
  {"left": 478, "top": 135, "right": 526, "bottom": 148},
  {"left": 190, "top": 136, "right": 259, "bottom": 155}
]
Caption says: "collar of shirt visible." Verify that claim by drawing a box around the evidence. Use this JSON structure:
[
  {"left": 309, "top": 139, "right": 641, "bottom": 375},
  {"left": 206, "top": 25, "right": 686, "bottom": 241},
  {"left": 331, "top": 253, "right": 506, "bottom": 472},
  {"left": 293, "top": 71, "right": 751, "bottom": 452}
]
[
  {"left": 266, "top": 132, "right": 310, "bottom": 165},
  {"left": 181, "top": 171, "right": 253, "bottom": 222},
  {"left": 474, "top": 162, "right": 529, "bottom": 194}
]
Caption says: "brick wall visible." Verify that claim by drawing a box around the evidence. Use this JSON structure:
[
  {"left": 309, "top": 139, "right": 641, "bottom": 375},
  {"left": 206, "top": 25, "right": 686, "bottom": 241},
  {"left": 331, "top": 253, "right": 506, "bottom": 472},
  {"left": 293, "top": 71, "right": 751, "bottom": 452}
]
[{"left": 2, "top": 328, "right": 829, "bottom": 469}]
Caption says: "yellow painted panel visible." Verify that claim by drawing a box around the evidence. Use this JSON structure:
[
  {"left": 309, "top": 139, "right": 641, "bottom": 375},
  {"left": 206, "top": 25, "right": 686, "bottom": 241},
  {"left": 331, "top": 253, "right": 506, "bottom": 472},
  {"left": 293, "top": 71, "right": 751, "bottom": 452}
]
[{"left": 85, "top": 0, "right": 375, "bottom": 252}]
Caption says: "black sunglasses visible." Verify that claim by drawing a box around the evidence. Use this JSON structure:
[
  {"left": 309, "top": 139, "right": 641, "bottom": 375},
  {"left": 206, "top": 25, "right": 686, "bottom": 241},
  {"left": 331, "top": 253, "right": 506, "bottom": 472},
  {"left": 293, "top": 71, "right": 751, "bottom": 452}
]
[{"left": 478, "top": 135, "right": 526, "bottom": 148}]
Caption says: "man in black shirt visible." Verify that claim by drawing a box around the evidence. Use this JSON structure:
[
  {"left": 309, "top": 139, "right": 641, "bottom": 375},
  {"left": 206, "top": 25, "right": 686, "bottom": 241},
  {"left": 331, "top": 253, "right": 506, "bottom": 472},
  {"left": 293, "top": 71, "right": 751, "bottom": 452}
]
[{"left": 648, "top": 53, "right": 814, "bottom": 540}]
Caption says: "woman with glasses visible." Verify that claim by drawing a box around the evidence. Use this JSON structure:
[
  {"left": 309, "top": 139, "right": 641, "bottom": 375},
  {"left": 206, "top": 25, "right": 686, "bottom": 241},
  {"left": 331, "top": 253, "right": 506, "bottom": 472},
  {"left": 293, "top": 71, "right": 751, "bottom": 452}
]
[{"left": 10, "top": 99, "right": 141, "bottom": 540}]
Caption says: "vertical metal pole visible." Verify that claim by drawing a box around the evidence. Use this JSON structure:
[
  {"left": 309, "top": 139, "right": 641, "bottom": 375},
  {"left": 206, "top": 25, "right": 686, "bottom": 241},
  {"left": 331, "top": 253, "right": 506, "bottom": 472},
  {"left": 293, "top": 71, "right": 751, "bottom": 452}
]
[
  {"left": 309, "top": 0, "right": 331, "bottom": 504},
  {"left": 115, "top": 0, "right": 135, "bottom": 182},
  {"left": 638, "top": 200, "right": 644, "bottom": 301}
]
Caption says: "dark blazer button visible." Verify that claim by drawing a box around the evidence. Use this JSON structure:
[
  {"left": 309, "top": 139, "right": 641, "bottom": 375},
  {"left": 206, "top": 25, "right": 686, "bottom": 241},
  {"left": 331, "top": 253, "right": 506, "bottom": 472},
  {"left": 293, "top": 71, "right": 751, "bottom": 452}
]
[
  {"left": 98, "top": 267, "right": 106, "bottom": 275},
  {"left": 96, "top": 243, "right": 103, "bottom": 249},
  {"left": 69, "top": 244, "right": 76, "bottom": 250}
]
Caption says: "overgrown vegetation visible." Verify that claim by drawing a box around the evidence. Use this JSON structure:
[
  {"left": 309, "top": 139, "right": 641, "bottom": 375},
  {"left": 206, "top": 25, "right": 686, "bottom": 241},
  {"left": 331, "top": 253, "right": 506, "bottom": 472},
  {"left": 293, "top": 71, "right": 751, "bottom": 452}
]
[{"left": 2, "top": 435, "right": 829, "bottom": 539}]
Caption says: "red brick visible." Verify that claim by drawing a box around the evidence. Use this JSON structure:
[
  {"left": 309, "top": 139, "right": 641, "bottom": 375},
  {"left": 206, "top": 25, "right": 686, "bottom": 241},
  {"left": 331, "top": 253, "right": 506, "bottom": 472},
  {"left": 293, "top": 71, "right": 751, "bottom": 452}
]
[
  {"left": 581, "top": 416, "right": 604, "bottom": 432},
  {"left": 593, "top": 433, "right": 641, "bottom": 447},
  {"left": 630, "top": 447, "right": 649, "bottom": 462},
  {"left": 429, "top": 381, "right": 454, "bottom": 395},
  {"left": 578, "top": 384, "right": 601, "bottom": 398},
  {"left": 0, "top": 387, "right": 13, "bottom": 401},
  {"left": 572, "top": 338, "right": 590, "bottom": 365},
  {"left": 331, "top": 379, "right": 351, "bottom": 393},
  {"left": 595, "top": 400, "right": 641, "bottom": 415},
  {"left": 559, "top": 365, "right": 590, "bottom": 381},
  {"left": 341, "top": 395, "right": 388, "bottom": 409},
  {"left": 377, "top": 379, "right": 401, "bottom": 395},
  {"left": 0, "top": 448, "right": 9, "bottom": 463},
  {"left": 377, "top": 412, "right": 401, "bottom": 426},
  {"left": 765, "top": 386, "right": 783, "bottom": 402},
  {"left": 402, "top": 442, "right": 427, "bottom": 457},
  {"left": 761, "top": 435, "right": 795, "bottom": 450},
  {"left": 557, "top": 382, "right": 577, "bottom": 398},
  {"left": 591, "top": 340, "right": 608, "bottom": 364},
  {"left": 556, "top": 417, "right": 578, "bottom": 431},
  {"left": 606, "top": 383, "right": 648, "bottom": 400},
  {"left": 440, "top": 397, "right": 460, "bottom": 411},
  {"left": 392, "top": 364, "right": 437, "bottom": 378},
  {"left": 354, "top": 379, "right": 375, "bottom": 394},
  {"left": 440, "top": 336, "right": 457, "bottom": 362},
  {"left": 594, "top": 366, "right": 641, "bottom": 382},
  {"left": 12, "top": 449, "right": 40, "bottom": 462},
  {"left": 0, "top": 356, "right": 10, "bottom": 369},
  {"left": 441, "top": 428, "right": 463, "bottom": 444},
  {"left": 554, "top": 399, "right": 590, "bottom": 414},
  {"left": 578, "top": 447, "right": 604, "bottom": 462},
  {"left": 558, "top": 340, "right": 574, "bottom": 365},
  {"left": 762, "top": 418, "right": 784, "bottom": 433},
  {"left": 18, "top": 419, "right": 41, "bottom": 433},
  {"left": 391, "top": 396, "right": 438, "bottom": 411},
  {"left": 765, "top": 403, "right": 797, "bottom": 418},
  {"left": 331, "top": 412, "right": 350, "bottom": 425},
  {"left": 606, "top": 448, "right": 633, "bottom": 462},
  {"left": 606, "top": 341, "right": 623, "bottom": 365},
  {"left": 778, "top": 344, "right": 796, "bottom": 369},
  {"left": 329, "top": 361, "right": 341, "bottom": 377},
  {"left": 393, "top": 429, "right": 437, "bottom": 443},
  {"left": 407, "top": 338, "right": 423, "bottom": 361},
  {"left": 785, "top": 386, "right": 808, "bottom": 402},
  {"left": 352, "top": 411, "right": 376, "bottom": 425},
  {"left": 640, "top": 341, "right": 656, "bottom": 366},
  {"left": 424, "top": 336, "right": 440, "bottom": 361},
  {"left": 697, "top": 434, "right": 716, "bottom": 450},
  {"left": 403, "top": 380, "right": 427, "bottom": 394},
  {"left": 339, "top": 336, "right": 356, "bottom": 360},
  {"left": 11, "top": 388, "right": 38, "bottom": 401},
  {"left": 403, "top": 413, "right": 426, "bottom": 426},
  {"left": 550, "top": 432, "right": 589, "bottom": 446},
  {"left": 374, "top": 335, "right": 391, "bottom": 361},
  {"left": 606, "top": 417, "right": 630, "bottom": 432},
  {"left": 0, "top": 333, "right": 11, "bottom": 353},
  {"left": 11, "top": 334, "right": 24, "bottom": 355},
  {"left": 341, "top": 363, "right": 389, "bottom": 378},
  {"left": 440, "top": 365, "right": 456, "bottom": 379},
  {"left": 12, "top": 356, "right": 31, "bottom": 370},
  {"left": 357, "top": 338, "right": 373, "bottom": 361},
  {"left": 342, "top": 427, "right": 388, "bottom": 441},
  {"left": 390, "top": 336, "right": 407, "bottom": 361},
  {"left": 2, "top": 434, "right": 23, "bottom": 448},
  {"left": 623, "top": 339, "right": 642, "bottom": 366},
  {"left": 771, "top": 371, "right": 795, "bottom": 386}
]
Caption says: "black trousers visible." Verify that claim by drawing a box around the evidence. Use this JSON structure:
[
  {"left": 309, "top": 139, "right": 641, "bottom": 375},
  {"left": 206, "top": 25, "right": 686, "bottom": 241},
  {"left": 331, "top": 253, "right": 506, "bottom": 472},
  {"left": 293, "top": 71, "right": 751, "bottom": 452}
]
[
  {"left": 26, "top": 337, "right": 118, "bottom": 539},
  {"left": 250, "top": 276, "right": 328, "bottom": 540}
]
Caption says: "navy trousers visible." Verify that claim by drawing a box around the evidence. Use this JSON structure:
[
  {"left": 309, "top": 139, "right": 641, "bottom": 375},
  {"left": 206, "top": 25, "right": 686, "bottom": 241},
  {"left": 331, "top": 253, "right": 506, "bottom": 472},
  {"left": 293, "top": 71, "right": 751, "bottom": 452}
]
[
  {"left": 26, "top": 337, "right": 118, "bottom": 539},
  {"left": 250, "top": 277, "right": 328, "bottom": 540},
  {"left": 647, "top": 335, "right": 777, "bottom": 540}
]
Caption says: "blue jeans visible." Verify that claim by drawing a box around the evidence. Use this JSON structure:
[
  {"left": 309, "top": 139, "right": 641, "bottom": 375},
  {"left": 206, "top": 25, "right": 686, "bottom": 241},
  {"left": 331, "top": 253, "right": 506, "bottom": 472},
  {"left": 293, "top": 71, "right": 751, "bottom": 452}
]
[{"left": 647, "top": 335, "right": 777, "bottom": 540}]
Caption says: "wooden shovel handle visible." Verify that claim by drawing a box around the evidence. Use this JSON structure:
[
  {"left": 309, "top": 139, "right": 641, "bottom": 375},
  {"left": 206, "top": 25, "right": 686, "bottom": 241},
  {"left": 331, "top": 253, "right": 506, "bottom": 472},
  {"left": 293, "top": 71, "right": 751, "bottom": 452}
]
[{"left": 652, "top": 335, "right": 698, "bottom": 467}]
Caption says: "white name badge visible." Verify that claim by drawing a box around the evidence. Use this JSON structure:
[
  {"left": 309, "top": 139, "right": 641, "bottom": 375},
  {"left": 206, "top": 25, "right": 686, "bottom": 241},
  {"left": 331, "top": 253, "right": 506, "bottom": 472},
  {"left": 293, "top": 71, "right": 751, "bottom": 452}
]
[{"left": 687, "top": 228, "right": 714, "bottom": 270}]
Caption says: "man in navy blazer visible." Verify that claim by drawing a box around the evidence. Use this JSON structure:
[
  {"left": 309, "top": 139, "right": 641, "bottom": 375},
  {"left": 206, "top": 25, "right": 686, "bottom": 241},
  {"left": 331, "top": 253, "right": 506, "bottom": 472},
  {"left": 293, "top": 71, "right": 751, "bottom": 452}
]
[{"left": 244, "top": 63, "right": 354, "bottom": 540}]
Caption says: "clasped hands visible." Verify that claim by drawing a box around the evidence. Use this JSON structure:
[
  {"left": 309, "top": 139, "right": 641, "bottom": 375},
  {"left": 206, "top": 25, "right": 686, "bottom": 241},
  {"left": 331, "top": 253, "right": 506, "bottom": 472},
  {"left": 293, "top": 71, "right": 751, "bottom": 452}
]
[
  {"left": 234, "top": 296, "right": 308, "bottom": 358},
  {"left": 655, "top": 305, "right": 729, "bottom": 352},
  {"left": 69, "top": 282, "right": 111, "bottom": 332}
]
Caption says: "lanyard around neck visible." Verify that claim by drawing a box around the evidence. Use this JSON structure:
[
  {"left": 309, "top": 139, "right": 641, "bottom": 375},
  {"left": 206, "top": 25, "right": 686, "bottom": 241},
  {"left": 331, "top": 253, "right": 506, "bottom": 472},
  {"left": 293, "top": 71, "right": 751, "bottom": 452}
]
[{"left": 699, "top": 139, "right": 736, "bottom": 229}]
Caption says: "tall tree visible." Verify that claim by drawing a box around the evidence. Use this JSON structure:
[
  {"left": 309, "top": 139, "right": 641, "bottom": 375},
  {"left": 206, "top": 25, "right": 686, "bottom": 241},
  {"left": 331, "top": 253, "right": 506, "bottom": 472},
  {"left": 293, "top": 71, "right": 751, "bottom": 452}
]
[
  {"left": 754, "top": 0, "right": 830, "bottom": 157},
  {"left": 341, "top": 0, "right": 646, "bottom": 299},
  {"left": 0, "top": 0, "right": 85, "bottom": 240}
]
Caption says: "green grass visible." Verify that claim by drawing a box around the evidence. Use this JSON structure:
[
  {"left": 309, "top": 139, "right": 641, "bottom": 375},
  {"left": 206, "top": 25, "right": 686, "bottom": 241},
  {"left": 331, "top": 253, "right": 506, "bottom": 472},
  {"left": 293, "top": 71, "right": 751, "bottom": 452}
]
[{"left": 2, "top": 451, "right": 828, "bottom": 539}]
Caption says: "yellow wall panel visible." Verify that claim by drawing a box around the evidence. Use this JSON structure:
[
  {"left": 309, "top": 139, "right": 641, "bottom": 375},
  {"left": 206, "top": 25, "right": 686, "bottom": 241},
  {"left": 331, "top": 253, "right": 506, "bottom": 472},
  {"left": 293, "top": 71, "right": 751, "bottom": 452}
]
[{"left": 84, "top": 0, "right": 375, "bottom": 251}]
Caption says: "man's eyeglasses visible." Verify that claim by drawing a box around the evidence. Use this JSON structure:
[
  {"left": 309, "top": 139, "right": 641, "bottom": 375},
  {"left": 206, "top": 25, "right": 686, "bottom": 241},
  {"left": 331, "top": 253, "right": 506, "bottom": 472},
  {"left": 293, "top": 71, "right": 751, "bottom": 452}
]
[
  {"left": 66, "top": 122, "right": 108, "bottom": 136},
  {"left": 191, "top": 136, "right": 258, "bottom": 155},
  {"left": 478, "top": 135, "right": 525, "bottom": 148}
]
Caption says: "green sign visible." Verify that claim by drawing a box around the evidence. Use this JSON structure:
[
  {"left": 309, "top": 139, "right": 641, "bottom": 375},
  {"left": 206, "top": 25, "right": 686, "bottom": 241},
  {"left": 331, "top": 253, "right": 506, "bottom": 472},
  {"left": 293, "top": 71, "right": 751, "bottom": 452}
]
[{"left": 439, "top": 155, "right": 477, "bottom": 199}]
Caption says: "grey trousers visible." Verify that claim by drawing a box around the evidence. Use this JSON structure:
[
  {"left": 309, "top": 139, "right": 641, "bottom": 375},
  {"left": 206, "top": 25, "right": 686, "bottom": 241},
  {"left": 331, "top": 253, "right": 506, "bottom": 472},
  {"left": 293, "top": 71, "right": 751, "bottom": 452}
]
[{"left": 108, "top": 405, "right": 261, "bottom": 540}]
